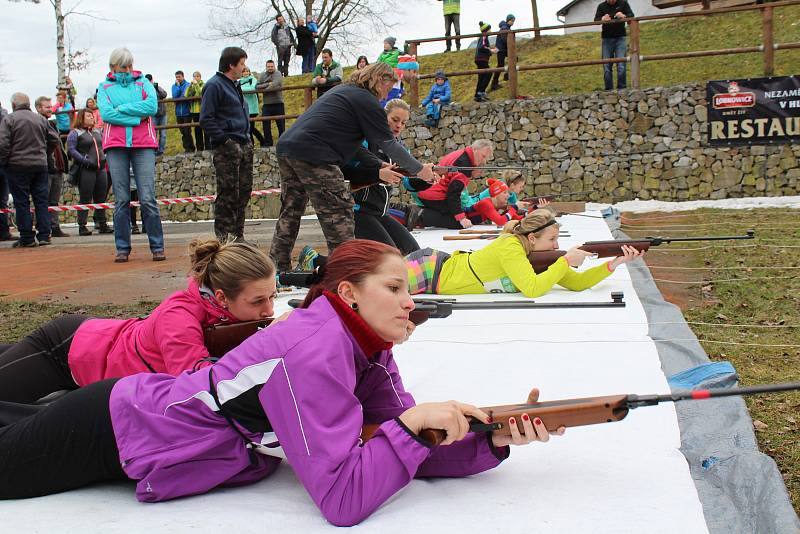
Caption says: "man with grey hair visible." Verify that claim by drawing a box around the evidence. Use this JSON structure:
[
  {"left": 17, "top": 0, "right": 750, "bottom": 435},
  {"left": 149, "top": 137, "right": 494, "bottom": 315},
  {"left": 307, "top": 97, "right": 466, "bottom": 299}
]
[
  {"left": 0, "top": 92, "right": 59, "bottom": 247},
  {"left": 416, "top": 139, "right": 495, "bottom": 229},
  {"left": 35, "top": 95, "right": 70, "bottom": 237}
]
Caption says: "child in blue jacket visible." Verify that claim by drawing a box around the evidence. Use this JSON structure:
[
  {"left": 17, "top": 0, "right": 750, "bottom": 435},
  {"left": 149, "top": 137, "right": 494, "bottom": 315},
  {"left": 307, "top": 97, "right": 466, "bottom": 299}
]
[{"left": 421, "top": 70, "right": 451, "bottom": 127}]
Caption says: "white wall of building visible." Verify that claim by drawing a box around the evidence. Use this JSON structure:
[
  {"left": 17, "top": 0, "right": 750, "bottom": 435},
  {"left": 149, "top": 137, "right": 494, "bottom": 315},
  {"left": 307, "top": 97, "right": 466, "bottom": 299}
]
[{"left": 561, "top": 0, "right": 684, "bottom": 34}]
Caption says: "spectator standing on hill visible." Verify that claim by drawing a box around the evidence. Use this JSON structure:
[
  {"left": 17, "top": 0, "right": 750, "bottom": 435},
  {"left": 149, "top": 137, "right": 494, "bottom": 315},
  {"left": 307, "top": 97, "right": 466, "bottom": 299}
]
[
  {"left": 52, "top": 92, "right": 73, "bottom": 137},
  {"left": 270, "top": 62, "right": 437, "bottom": 271},
  {"left": 311, "top": 49, "right": 343, "bottom": 98},
  {"left": 0, "top": 92, "right": 59, "bottom": 248},
  {"left": 239, "top": 66, "right": 265, "bottom": 146},
  {"left": 66, "top": 108, "right": 111, "bottom": 236},
  {"left": 271, "top": 14, "right": 295, "bottom": 77},
  {"left": 35, "top": 96, "right": 70, "bottom": 238},
  {"left": 295, "top": 18, "right": 316, "bottom": 74},
  {"left": 594, "top": 0, "right": 634, "bottom": 91},
  {"left": 172, "top": 71, "right": 194, "bottom": 152},
  {"left": 97, "top": 47, "right": 165, "bottom": 263},
  {"left": 377, "top": 37, "right": 400, "bottom": 67},
  {"left": 0, "top": 101, "right": 12, "bottom": 241},
  {"left": 474, "top": 22, "right": 498, "bottom": 103},
  {"left": 490, "top": 14, "right": 515, "bottom": 91},
  {"left": 200, "top": 47, "right": 253, "bottom": 241},
  {"left": 145, "top": 74, "right": 168, "bottom": 156},
  {"left": 356, "top": 56, "right": 369, "bottom": 70},
  {"left": 256, "top": 59, "right": 285, "bottom": 147},
  {"left": 441, "top": 0, "right": 461, "bottom": 52},
  {"left": 186, "top": 72, "right": 206, "bottom": 151}
]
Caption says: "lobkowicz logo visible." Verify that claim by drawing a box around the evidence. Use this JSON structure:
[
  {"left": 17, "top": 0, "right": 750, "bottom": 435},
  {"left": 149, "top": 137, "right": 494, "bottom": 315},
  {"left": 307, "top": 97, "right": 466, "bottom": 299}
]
[{"left": 712, "top": 81, "right": 756, "bottom": 109}]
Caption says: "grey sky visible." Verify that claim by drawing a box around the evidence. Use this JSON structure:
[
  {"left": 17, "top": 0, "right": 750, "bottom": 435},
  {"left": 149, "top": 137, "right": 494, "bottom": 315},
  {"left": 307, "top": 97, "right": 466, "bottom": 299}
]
[{"left": 0, "top": 0, "right": 562, "bottom": 108}]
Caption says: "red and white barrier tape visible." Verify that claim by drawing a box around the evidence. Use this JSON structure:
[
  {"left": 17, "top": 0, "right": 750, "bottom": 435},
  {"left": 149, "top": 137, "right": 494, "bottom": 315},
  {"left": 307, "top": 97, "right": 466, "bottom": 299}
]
[{"left": 0, "top": 188, "right": 281, "bottom": 213}]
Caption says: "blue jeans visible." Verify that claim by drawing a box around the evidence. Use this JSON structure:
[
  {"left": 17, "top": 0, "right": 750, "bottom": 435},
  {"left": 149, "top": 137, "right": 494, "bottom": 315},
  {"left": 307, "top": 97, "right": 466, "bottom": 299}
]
[
  {"left": 6, "top": 169, "right": 50, "bottom": 244},
  {"left": 106, "top": 148, "right": 164, "bottom": 254},
  {"left": 426, "top": 102, "right": 442, "bottom": 120},
  {"left": 0, "top": 167, "right": 10, "bottom": 236},
  {"left": 152, "top": 114, "right": 167, "bottom": 155},
  {"left": 301, "top": 46, "right": 315, "bottom": 74},
  {"left": 602, "top": 36, "right": 627, "bottom": 90}
]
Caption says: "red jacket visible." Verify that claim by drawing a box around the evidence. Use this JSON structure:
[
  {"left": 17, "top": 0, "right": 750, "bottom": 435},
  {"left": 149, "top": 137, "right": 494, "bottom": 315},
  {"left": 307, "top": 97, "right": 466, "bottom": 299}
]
[{"left": 417, "top": 146, "right": 476, "bottom": 221}]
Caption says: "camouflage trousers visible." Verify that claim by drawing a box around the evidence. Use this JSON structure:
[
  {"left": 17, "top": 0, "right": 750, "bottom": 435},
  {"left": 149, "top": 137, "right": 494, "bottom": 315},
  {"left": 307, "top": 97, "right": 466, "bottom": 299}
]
[
  {"left": 269, "top": 156, "right": 354, "bottom": 271},
  {"left": 212, "top": 139, "right": 254, "bottom": 241}
]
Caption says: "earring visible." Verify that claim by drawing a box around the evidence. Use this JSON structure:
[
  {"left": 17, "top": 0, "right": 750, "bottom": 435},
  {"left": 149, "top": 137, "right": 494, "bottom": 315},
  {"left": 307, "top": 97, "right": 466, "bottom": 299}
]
[{"left": 351, "top": 302, "right": 359, "bottom": 311}]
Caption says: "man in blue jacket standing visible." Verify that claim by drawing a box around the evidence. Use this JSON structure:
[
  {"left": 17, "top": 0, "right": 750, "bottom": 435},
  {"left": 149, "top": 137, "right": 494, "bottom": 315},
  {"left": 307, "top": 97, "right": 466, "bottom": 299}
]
[
  {"left": 200, "top": 47, "right": 252, "bottom": 241},
  {"left": 490, "top": 14, "right": 515, "bottom": 91},
  {"left": 172, "top": 71, "right": 194, "bottom": 152}
]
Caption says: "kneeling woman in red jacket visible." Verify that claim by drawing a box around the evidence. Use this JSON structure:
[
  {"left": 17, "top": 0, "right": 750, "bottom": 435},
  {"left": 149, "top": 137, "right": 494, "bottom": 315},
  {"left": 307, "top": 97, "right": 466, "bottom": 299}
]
[
  {"left": 0, "top": 237, "right": 276, "bottom": 404},
  {"left": 0, "top": 239, "right": 562, "bottom": 526}
]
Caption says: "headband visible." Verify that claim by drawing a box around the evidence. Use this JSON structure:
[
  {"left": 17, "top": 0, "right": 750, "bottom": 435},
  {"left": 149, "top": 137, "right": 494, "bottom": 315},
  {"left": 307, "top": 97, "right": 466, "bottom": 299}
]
[{"left": 517, "top": 218, "right": 557, "bottom": 235}]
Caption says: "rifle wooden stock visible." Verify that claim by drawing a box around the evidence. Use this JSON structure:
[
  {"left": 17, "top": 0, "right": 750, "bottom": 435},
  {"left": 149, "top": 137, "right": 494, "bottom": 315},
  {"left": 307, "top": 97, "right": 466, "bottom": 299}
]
[
  {"left": 203, "top": 319, "right": 273, "bottom": 359},
  {"left": 443, "top": 234, "right": 499, "bottom": 241},
  {"left": 458, "top": 229, "right": 569, "bottom": 236}
]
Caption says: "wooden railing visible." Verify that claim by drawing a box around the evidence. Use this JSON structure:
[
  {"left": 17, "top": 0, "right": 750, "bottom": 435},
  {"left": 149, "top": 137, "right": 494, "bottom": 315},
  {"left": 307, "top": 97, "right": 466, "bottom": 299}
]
[{"left": 405, "top": 0, "right": 800, "bottom": 106}]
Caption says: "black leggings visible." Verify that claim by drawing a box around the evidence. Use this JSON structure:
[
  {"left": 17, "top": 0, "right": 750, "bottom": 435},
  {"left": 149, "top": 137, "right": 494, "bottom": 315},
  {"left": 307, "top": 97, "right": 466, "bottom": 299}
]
[
  {"left": 0, "top": 378, "right": 128, "bottom": 499},
  {"left": 354, "top": 212, "right": 420, "bottom": 255},
  {"left": 419, "top": 200, "right": 462, "bottom": 229},
  {"left": 0, "top": 314, "right": 89, "bottom": 404}
]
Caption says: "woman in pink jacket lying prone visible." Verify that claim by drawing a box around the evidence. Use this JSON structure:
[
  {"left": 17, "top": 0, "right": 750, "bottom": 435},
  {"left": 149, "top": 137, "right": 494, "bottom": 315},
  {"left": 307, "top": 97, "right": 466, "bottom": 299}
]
[
  {"left": 0, "top": 237, "right": 277, "bottom": 404},
  {"left": 0, "top": 239, "right": 563, "bottom": 526}
]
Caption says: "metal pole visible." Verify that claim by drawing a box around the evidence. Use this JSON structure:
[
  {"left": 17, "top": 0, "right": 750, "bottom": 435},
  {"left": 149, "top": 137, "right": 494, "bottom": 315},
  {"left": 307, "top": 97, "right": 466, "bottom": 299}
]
[
  {"left": 409, "top": 42, "right": 420, "bottom": 107},
  {"left": 629, "top": 20, "right": 641, "bottom": 90},
  {"left": 763, "top": 6, "right": 775, "bottom": 76},
  {"left": 507, "top": 31, "right": 519, "bottom": 100}
]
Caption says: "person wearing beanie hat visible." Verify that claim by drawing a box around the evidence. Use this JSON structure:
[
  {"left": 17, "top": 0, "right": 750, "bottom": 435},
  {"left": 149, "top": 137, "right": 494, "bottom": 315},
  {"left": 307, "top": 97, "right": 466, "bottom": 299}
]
[
  {"left": 474, "top": 21, "right": 498, "bottom": 102},
  {"left": 491, "top": 14, "right": 516, "bottom": 91},
  {"left": 377, "top": 37, "right": 400, "bottom": 68},
  {"left": 380, "top": 54, "right": 419, "bottom": 106},
  {"left": 464, "top": 178, "right": 523, "bottom": 226},
  {"left": 421, "top": 69, "right": 452, "bottom": 127}
]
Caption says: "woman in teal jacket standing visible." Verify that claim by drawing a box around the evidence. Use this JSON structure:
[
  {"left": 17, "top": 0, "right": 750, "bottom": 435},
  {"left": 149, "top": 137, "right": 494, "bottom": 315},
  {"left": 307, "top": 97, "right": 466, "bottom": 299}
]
[
  {"left": 239, "top": 66, "right": 265, "bottom": 146},
  {"left": 96, "top": 47, "right": 165, "bottom": 263}
]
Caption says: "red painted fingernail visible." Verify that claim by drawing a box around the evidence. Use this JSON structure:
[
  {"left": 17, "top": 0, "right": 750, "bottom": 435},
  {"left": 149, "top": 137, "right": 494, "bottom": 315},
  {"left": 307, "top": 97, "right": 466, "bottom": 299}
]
[
  {"left": 522, "top": 413, "right": 530, "bottom": 421},
  {"left": 509, "top": 417, "right": 516, "bottom": 425},
  {"left": 534, "top": 418, "right": 543, "bottom": 426}
]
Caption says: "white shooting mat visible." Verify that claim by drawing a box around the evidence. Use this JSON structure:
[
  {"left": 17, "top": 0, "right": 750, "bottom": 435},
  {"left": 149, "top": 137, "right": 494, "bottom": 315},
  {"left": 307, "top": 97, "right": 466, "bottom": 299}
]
[{"left": 0, "top": 213, "right": 709, "bottom": 533}]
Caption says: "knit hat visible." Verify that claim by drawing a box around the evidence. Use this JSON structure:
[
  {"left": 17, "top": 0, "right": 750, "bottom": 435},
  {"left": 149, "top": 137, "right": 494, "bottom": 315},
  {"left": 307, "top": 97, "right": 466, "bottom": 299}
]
[
  {"left": 488, "top": 178, "right": 508, "bottom": 197},
  {"left": 506, "top": 14, "right": 516, "bottom": 21},
  {"left": 384, "top": 36, "right": 397, "bottom": 48},
  {"left": 434, "top": 69, "right": 447, "bottom": 81},
  {"left": 479, "top": 21, "right": 491, "bottom": 32},
  {"left": 397, "top": 54, "right": 419, "bottom": 71}
]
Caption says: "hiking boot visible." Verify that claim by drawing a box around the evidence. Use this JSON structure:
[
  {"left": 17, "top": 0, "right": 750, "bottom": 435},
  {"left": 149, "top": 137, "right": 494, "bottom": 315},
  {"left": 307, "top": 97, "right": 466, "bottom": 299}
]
[
  {"left": 130, "top": 224, "right": 141, "bottom": 234},
  {"left": 97, "top": 223, "right": 114, "bottom": 234},
  {"left": 406, "top": 205, "right": 424, "bottom": 231},
  {"left": 12, "top": 240, "right": 37, "bottom": 248},
  {"left": 51, "top": 228, "right": 70, "bottom": 238},
  {"left": 152, "top": 251, "right": 166, "bottom": 262},
  {"left": 37, "top": 238, "right": 52, "bottom": 246},
  {"left": 79, "top": 225, "right": 93, "bottom": 236},
  {"left": 114, "top": 252, "right": 129, "bottom": 263},
  {"left": 489, "top": 82, "right": 502, "bottom": 92},
  {"left": 296, "top": 245, "right": 319, "bottom": 272}
]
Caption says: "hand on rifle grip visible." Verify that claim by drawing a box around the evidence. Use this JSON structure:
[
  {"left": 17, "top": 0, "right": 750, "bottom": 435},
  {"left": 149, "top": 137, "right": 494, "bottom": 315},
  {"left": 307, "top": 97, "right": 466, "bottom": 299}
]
[
  {"left": 417, "top": 163, "right": 437, "bottom": 183},
  {"left": 399, "top": 401, "right": 490, "bottom": 447},
  {"left": 564, "top": 246, "right": 593, "bottom": 267},
  {"left": 395, "top": 320, "right": 416, "bottom": 345},
  {"left": 607, "top": 245, "right": 645, "bottom": 271}
]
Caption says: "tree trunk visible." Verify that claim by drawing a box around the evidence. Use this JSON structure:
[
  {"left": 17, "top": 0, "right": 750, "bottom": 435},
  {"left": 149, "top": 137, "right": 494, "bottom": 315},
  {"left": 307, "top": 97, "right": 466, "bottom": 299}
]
[
  {"left": 531, "top": 0, "right": 541, "bottom": 40},
  {"left": 53, "top": 0, "right": 67, "bottom": 89}
]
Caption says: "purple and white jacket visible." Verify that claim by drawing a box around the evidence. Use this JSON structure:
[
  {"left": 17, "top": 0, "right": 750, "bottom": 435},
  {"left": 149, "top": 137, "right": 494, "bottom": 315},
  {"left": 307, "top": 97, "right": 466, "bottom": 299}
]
[{"left": 109, "top": 292, "right": 507, "bottom": 526}]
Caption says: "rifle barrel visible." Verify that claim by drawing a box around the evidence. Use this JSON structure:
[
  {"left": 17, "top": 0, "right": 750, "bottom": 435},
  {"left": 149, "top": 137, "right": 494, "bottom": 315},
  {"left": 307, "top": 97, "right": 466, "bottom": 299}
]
[
  {"left": 649, "top": 230, "right": 755, "bottom": 244},
  {"left": 627, "top": 381, "right": 800, "bottom": 409}
]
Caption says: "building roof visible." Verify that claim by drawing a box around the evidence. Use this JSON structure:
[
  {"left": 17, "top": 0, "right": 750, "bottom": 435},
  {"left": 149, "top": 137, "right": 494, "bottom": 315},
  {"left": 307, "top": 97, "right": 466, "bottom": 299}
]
[{"left": 556, "top": 0, "right": 586, "bottom": 17}]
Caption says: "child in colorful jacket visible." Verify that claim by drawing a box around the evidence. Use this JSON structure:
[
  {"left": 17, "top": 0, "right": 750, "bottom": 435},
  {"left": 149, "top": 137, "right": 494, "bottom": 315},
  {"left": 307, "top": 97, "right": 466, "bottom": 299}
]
[
  {"left": 421, "top": 70, "right": 452, "bottom": 127},
  {"left": 377, "top": 36, "right": 401, "bottom": 67},
  {"left": 0, "top": 240, "right": 561, "bottom": 526},
  {"left": 406, "top": 209, "right": 643, "bottom": 296},
  {"left": 465, "top": 178, "right": 523, "bottom": 226}
]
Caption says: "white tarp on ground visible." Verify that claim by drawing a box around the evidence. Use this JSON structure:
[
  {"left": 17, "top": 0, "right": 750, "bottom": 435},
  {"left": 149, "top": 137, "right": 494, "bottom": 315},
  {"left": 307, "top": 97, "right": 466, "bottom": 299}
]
[
  {"left": 0, "top": 213, "right": 710, "bottom": 533},
  {"left": 588, "top": 195, "right": 800, "bottom": 213}
]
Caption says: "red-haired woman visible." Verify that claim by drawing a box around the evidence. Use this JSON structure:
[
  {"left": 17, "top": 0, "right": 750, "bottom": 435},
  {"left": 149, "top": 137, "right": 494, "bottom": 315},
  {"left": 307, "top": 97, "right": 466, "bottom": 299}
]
[{"left": 0, "top": 239, "right": 562, "bottom": 527}]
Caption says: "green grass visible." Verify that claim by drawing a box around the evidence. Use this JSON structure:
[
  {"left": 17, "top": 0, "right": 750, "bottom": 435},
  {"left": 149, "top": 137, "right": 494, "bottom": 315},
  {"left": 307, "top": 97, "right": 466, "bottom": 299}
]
[
  {"left": 623, "top": 208, "right": 800, "bottom": 513},
  {"left": 160, "top": 6, "right": 800, "bottom": 156}
]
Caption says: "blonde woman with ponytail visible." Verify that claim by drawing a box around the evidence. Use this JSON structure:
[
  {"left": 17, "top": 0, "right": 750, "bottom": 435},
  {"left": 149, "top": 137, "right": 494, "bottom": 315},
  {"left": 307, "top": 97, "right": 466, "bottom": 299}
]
[
  {"left": 406, "top": 209, "right": 643, "bottom": 297},
  {"left": 0, "top": 237, "right": 277, "bottom": 405}
]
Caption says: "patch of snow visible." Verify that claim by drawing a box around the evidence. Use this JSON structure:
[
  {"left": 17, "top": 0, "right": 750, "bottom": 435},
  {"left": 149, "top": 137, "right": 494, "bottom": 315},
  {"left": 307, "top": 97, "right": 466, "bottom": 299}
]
[{"left": 587, "top": 196, "right": 800, "bottom": 213}]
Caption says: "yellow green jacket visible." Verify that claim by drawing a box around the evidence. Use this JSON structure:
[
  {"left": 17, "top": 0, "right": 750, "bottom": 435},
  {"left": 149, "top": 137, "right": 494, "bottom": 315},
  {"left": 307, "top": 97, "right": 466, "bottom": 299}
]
[
  {"left": 436, "top": 235, "right": 613, "bottom": 298},
  {"left": 185, "top": 80, "right": 205, "bottom": 114},
  {"left": 442, "top": 0, "right": 460, "bottom": 15}
]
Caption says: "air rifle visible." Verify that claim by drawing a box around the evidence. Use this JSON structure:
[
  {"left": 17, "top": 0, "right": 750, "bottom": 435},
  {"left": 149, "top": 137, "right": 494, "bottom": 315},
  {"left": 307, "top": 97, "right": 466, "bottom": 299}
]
[
  {"left": 527, "top": 230, "right": 755, "bottom": 274},
  {"left": 204, "top": 319, "right": 273, "bottom": 359},
  {"left": 370, "top": 381, "right": 800, "bottom": 445},
  {"left": 448, "top": 230, "right": 571, "bottom": 241},
  {"left": 458, "top": 229, "right": 570, "bottom": 236}
]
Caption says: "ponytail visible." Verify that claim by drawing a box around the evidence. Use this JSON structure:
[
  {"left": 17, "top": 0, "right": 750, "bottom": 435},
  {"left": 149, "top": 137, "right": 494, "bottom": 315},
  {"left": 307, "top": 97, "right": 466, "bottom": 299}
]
[{"left": 188, "top": 237, "right": 275, "bottom": 299}]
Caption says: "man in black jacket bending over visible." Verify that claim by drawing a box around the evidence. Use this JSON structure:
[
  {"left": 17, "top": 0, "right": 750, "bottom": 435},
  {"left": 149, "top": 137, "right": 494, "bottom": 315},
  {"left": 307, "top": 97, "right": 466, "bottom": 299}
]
[
  {"left": 594, "top": 0, "right": 635, "bottom": 91},
  {"left": 200, "top": 47, "right": 253, "bottom": 241}
]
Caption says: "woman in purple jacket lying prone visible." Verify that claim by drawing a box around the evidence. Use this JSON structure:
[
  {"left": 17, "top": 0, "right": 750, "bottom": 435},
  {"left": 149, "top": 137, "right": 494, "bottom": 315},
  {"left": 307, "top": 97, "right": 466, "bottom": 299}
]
[{"left": 0, "top": 239, "right": 563, "bottom": 526}]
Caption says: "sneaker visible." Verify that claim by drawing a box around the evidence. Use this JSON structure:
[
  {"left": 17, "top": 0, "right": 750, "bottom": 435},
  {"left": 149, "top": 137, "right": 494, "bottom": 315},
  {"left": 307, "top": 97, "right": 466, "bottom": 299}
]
[
  {"left": 152, "top": 251, "right": 166, "bottom": 262},
  {"left": 38, "top": 238, "right": 52, "bottom": 246},
  {"left": 79, "top": 226, "right": 93, "bottom": 236},
  {"left": 12, "top": 240, "right": 37, "bottom": 248},
  {"left": 51, "top": 228, "right": 70, "bottom": 238},
  {"left": 406, "top": 205, "right": 424, "bottom": 231},
  {"left": 131, "top": 225, "right": 141, "bottom": 235},
  {"left": 114, "top": 252, "right": 129, "bottom": 263},
  {"left": 97, "top": 224, "right": 114, "bottom": 234},
  {"left": 296, "top": 245, "right": 319, "bottom": 272}
]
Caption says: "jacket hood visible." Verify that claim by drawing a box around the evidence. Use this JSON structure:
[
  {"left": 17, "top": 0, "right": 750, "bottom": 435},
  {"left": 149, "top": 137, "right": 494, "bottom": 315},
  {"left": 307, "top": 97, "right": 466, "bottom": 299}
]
[
  {"left": 105, "top": 70, "right": 145, "bottom": 86},
  {"left": 188, "top": 277, "right": 240, "bottom": 324}
]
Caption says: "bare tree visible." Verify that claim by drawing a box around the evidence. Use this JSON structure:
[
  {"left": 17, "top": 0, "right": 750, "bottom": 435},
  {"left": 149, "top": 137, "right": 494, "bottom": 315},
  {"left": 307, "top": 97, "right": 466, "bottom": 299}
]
[
  {"left": 531, "top": 0, "right": 541, "bottom": 40},
  {"left": 205, "top": 0, "right": 398, "bottom": 64},
  {"left": 8, "top": 0, "right": 112, "bottom": 89}
]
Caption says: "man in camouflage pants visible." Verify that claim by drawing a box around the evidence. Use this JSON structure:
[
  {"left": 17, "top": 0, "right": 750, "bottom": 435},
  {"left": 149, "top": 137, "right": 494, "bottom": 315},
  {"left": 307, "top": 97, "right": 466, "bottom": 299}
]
[
  {"left": 213, "top": 141, "right": 254, "bottom": 239},
  {"left": 269, "top": 155, "right": 354, "bottom": 271}
]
